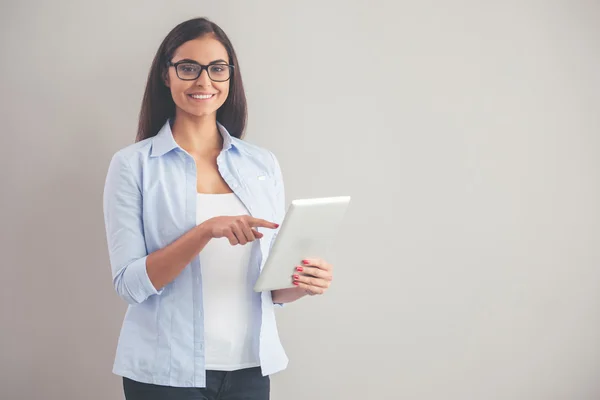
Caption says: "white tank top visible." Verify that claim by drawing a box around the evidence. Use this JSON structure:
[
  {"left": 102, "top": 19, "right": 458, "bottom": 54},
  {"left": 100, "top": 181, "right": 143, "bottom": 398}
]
[{"left": 196, "top": 193, "right": 262, "bottom": 371}]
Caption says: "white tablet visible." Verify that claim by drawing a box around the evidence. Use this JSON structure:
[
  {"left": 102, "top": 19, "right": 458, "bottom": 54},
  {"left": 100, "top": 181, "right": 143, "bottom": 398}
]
[{"left": 253, "top": 196, "right": 351, "bottom": 292}]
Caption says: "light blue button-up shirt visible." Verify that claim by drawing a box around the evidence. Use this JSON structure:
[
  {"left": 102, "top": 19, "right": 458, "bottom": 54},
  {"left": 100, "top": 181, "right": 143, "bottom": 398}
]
[{"left": 102, "top": 119, "right": 288, "bottom": 387}]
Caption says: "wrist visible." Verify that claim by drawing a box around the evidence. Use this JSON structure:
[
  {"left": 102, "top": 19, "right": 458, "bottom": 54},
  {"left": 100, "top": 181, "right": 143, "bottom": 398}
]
[{"left": 194, "top": 220, "right": 213, "bottom": 242}]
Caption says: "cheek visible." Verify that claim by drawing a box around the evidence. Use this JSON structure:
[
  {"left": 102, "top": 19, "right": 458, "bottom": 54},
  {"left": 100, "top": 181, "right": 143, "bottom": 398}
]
[
  {"left": 171, "top": 81, "right": 189, "bottom": 97},
  {"left": 170, "top": 82, "right": 193, "bottom": 106},
  {"left": 216, "top": 82, "right": 230, "bottom": 102}
]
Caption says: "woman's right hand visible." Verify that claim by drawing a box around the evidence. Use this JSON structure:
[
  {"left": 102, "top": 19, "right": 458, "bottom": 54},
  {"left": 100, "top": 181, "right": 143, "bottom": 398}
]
[{"left": 201, "top": 215, "right": 279, "bottom": 246}]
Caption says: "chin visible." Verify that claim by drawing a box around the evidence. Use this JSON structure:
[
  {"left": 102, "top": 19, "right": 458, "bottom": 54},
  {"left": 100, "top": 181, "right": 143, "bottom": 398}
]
[
  {"left": 179, "top": 106, "right": 216, "bottom": 119},
  {"left": 177, "top": 99, "right": 224, "bottom": 119}
]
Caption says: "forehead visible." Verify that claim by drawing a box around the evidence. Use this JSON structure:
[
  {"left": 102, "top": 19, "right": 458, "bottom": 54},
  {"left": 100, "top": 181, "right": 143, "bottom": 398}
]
[{"left": 172, "top": 35, "right": 229, "bottom": 64}]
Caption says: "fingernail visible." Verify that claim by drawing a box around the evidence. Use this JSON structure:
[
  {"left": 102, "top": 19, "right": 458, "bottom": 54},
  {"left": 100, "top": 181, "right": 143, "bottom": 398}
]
[
  {"left": 293, "top": 274, "right": 299, "bottom": 280},
  {"left": 293, "top": 281, "right": 299, "bottom": 286},
  {"left": 296, "top": 266, "right": 304, "bottom": 272},
  {"left": 274, "top": 224, "right": 279, "bottom": 228},
  {"left": 302, "top": 260, "right": 309, "bottom": 265}
]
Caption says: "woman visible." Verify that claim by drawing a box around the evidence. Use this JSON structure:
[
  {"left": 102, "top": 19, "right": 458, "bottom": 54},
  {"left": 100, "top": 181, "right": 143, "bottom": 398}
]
[{"left": 102, "top": 17, "right": 334, "bottom": 400}]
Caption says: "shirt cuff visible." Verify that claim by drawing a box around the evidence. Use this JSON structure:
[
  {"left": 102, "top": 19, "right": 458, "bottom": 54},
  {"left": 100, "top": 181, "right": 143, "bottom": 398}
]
[{"left": 124, "top": 256, "right": 164, "bottom": 303}]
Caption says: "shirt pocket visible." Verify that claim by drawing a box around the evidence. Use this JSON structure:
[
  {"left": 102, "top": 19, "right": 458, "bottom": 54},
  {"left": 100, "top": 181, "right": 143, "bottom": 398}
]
[
  {"left": 241, "top": 172, "right": 278, "bottom": 220},
  {"left": 255, "top": 172, "right": 278, "bottom": 192}
]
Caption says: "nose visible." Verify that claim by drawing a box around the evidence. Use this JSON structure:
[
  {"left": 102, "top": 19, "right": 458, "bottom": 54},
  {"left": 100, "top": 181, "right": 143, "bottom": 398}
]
[{"left": 196, "top": 68, "right": 212, "bottom": 86}]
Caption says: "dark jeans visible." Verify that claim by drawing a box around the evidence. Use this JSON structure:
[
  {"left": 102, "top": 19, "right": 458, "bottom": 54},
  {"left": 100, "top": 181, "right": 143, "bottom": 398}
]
[{"left": 122, "top": 367, "right": 270, "bottom": 400}]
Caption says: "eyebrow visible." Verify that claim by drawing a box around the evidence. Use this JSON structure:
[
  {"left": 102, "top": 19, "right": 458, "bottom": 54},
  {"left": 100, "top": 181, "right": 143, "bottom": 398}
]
[{"left": 174, "top": 58, "right": 229, "bottom": 65}]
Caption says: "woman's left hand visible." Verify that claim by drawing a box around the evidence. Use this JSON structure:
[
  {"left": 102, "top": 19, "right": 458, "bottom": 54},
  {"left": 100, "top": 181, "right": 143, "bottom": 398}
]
[{"left": 292, "top": 258, "right": 333, "bottom": 296}]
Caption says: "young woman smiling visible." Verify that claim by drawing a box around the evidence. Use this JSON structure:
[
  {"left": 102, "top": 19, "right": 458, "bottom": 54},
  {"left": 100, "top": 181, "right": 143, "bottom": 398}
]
[{"left": 103, "top": 17, "right": 334, "bottom": 400}]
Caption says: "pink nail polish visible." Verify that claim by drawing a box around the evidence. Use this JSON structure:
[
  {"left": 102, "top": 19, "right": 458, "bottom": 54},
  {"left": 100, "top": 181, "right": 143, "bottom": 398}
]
[
  {"left": 302, "top": 260, "right": 309, "bottom": 265},
  {"left": 293, "top": 274, "right": 299, "bottom": 280},
  {"left": 296, "top": 266, "right": 304, "bottom": 272},
  {"left": 293, "top": 281, "right": 299, "bottom": 286}
]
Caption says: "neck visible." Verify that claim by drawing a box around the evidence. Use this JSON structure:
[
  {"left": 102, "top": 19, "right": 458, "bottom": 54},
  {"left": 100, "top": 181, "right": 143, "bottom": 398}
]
[{"left": 171, "top": 110, "right": 222, "bottom": 156}]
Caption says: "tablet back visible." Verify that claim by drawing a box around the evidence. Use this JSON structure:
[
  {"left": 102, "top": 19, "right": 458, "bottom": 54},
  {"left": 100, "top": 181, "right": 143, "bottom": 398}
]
[{"left": 253, "top": 196, "right": 351, "bottom": 292}]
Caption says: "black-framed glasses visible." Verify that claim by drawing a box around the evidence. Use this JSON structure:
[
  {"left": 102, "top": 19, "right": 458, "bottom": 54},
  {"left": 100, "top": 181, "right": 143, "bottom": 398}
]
[{"left": 167, "top": 60, "right": 235, "bottom": 82}]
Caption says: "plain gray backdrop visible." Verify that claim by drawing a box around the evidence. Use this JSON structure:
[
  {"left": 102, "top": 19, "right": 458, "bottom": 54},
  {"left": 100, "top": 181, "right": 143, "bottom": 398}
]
[{"left": 1, "top": 1, "right": 599, "bottom": 399}]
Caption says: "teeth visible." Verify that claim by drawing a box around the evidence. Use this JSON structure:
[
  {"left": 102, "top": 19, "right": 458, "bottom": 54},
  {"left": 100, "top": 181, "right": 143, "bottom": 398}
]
[{"left": 190, "top": 94, "right": 213, "bottom": 99}]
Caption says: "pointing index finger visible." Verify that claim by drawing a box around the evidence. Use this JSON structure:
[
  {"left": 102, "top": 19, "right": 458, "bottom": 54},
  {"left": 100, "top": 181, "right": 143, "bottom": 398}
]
[{"left": 249, "top": 217, "right": 279, "bottom": 229}]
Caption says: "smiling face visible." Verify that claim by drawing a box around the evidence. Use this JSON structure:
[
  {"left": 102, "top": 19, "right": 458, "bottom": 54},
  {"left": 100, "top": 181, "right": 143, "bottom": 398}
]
[{"left": 164, "top": 35, "right": 231, "bottom": 120}]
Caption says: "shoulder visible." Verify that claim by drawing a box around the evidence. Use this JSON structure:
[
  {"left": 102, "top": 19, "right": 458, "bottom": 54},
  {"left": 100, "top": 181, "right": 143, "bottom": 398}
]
[
  {"left": 112, "top": 137, "right": 153, "bottom": 162},
  {"left": 109, "top": 137, "right": 153, "bottom": 168},
  {"left": 105, "top": 137, "right": 154, "bottom": 184},
  {"left": 231, "top": 137, "right": 281, "bottom": 172}
]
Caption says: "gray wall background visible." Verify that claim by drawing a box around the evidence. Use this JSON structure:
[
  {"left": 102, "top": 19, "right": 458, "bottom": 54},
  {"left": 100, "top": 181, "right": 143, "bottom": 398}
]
[{"left": 1, "top": 1, "right": 599, "bottom": 399}]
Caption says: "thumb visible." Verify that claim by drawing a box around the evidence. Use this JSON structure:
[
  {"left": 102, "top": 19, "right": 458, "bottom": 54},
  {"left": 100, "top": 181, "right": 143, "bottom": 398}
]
[{"left": 252, "top": 228, "right": 264, "bottom": 238}]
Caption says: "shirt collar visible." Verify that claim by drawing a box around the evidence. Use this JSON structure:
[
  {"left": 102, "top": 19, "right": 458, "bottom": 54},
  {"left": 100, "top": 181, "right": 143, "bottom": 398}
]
[{"left": 150, "top": 118, "right": 236, "bottom": 157}]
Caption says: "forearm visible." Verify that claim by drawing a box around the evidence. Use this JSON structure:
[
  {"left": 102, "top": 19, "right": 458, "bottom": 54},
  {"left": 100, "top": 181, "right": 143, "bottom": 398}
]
[
  {"left": 271, "top": 287, "right": 307, "bottom": 304},
  {"left": 147, "top": 223, "right": 212, "bottom": 291}
]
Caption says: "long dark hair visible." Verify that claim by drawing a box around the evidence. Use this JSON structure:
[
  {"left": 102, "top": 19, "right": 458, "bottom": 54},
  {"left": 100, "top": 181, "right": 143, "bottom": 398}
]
[{"left": 136, "top": 17, "right": 247, "bottom": 142}]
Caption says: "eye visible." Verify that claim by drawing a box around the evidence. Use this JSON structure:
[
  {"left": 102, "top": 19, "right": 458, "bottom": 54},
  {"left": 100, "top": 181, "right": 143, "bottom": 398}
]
[
  {"left": 180, "top": 64, "right": 198, "bottom": 73},
  {"left": 210, "top": 65, "right": 226, "bottom": 73},
  {"left": 176, "top": 63, "right": 200, "bottom": 76}
]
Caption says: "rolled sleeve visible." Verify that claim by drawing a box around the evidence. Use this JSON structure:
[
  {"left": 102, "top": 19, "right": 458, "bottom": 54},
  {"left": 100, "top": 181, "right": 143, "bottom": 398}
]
[
  {"left": 103, "top": 151, "right": 162, "bottom": 305},
  {"left": 113, "top": 255, "right": 163, "bottom": 304}
]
